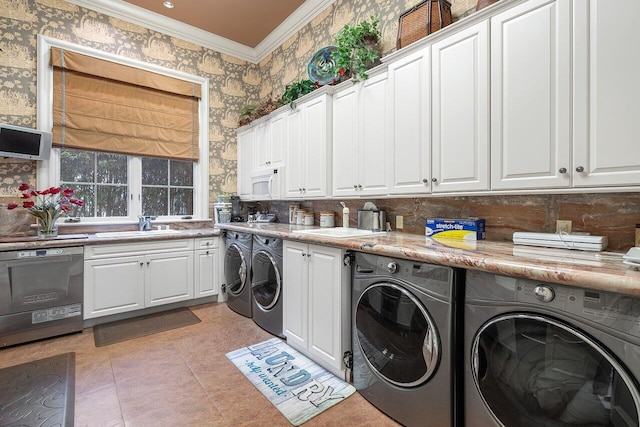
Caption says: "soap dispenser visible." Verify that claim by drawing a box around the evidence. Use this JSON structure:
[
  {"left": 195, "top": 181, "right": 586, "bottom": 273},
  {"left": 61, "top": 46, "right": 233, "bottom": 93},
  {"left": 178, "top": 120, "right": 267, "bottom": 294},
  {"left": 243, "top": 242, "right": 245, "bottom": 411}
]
[{"left": 340, "top": 202, "right": 349, "bottom": 228}]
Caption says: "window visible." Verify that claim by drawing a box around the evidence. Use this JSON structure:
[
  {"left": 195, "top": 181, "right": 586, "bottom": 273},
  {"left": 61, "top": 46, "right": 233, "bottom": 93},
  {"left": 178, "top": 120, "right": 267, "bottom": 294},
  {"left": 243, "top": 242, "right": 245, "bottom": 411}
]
[{"left": 37, "top": 36, "right": 209, "bottom": 221}]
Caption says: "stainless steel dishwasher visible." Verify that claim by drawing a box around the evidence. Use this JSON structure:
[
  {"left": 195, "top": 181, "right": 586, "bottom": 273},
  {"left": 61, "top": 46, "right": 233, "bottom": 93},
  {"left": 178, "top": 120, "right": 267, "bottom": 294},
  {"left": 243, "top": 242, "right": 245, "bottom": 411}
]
[{"left": 0, "top": 246, "right": 84, "bottom": 347}]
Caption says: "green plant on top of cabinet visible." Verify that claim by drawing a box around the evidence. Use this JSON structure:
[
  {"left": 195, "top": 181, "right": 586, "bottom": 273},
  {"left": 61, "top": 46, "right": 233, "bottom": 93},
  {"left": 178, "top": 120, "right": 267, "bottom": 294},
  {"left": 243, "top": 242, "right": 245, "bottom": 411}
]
[
  {"left": 331, "top": 16, "right": 382, "bottom": 82},
  {"left": 280, "top": 79, "right": 318, "bottom": 107}
]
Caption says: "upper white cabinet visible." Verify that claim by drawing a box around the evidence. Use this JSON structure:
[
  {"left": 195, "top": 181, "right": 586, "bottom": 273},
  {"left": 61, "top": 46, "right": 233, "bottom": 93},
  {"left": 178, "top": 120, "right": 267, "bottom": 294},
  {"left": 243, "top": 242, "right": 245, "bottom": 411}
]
[
  {"left": 254, "top": 111, "right": 286, "bottom": 174},
  {"left": 332, "top": 72, "right": 389, "bottom": 197},
  {"left": 285, "top": 94, "right": 332, "bottom": 199},
  {"left": 388, "top": 47, "right": 431, "bottom": 194},
  {"left": 236, "top": 127, "right": 254, "bottom": 199},
  {"left": 573, "top": 0, "right": 640, "bottom": 187},
  {"left": 490, "top": 0, "right": 571, "bottom": 190},
  {"left": 431, "top": 21, "right": 489, "bottom": 193}
]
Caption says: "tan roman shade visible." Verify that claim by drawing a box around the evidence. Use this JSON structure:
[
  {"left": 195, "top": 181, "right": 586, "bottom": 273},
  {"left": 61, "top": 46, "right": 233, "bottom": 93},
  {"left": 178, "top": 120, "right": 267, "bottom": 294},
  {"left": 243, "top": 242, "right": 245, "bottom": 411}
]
[{"left": 50, "top": 48, "right": 201, "bottom": 161}]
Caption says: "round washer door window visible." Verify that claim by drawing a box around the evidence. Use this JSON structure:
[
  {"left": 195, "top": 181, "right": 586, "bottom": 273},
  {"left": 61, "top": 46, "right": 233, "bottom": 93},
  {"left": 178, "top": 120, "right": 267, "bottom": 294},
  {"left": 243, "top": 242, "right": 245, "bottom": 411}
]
[
  {"left": 251, "top": 250, "right": 281, "bottom": 310},
  {"left": 355, "top": 282, "right": 440, "bottom": 387},
  {"left": 472, "top": 314, "right": 640, "bottom": 427},
  {"left": 224, "top": 244, "right": 247, "bottom": 297}
]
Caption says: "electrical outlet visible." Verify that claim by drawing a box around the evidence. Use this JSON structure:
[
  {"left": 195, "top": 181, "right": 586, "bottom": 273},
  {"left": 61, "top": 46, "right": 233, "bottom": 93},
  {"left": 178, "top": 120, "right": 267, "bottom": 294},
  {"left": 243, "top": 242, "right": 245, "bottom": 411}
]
[
  {"left": 396, "top": 215, "right": 403, "bottom": 229},
  {"left": 556, "top": 220, "right": 572, "bottom": 234}
]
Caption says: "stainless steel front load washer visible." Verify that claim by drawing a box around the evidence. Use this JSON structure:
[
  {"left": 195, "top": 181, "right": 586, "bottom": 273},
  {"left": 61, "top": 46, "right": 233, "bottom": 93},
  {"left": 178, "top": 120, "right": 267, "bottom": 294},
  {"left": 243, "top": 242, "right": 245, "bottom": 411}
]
[
  {"left": 223, "top": 231, "right": 253, "bottom": 317},
  {"left": 352, "top": 252, "right": 463, "bottom": 427},
  {"left": 464, "top": 270, "right": 640, "bottom": 427},
  {"left": 251, "top": 235, "right": 284, "bottom": 338}
]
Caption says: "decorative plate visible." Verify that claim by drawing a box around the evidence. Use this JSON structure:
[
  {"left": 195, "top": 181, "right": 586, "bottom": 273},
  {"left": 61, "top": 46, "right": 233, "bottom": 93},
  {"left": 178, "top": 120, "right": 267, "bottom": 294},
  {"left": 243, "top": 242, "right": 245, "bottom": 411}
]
[{"left": 307, "top": 46, "right": 339, "bottom": 86}]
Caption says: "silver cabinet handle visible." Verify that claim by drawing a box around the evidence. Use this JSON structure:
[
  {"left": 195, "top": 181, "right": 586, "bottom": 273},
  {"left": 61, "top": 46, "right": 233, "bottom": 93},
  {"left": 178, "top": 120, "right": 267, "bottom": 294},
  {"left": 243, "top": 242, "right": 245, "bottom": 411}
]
[
  {"left": 559, "top": 167, "right": 567, "bottom": 174},
  {"left": 358, "top": 184, "right": 362, "bottom": 189},
  {"left": 576, "top": 166, "right": 585, "bottom": 173},
  {"left": 353, "top": 185, "right": 358, "bottom": 189},
  {"left": 432, "top": 177, "right": 438, "bottom": 183},
  {"left": 422, "top": 178, "right": 428, "bottom": 183}
]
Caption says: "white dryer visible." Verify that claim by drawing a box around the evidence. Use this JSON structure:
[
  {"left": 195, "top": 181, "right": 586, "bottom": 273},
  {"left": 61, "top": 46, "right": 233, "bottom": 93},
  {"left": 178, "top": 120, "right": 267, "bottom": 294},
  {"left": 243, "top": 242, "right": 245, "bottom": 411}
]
[{"left": 464, "top": 270, "right": 640, "bottom": 427}]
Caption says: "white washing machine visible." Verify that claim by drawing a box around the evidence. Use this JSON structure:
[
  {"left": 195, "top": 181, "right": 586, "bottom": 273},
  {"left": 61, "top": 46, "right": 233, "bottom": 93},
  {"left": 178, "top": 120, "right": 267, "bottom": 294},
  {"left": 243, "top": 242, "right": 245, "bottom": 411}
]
[
  {"left": 223, "top": 231, "right": 253, "bottom": 318},
  {"left": 251, "top": 235, "right": 284, "bottom": 338},
  {"left": 464, "top": 270, "right": 640, "bottom": 427},
  {"left": 352, "top": 252, "right": 463, "bottom": 427}
]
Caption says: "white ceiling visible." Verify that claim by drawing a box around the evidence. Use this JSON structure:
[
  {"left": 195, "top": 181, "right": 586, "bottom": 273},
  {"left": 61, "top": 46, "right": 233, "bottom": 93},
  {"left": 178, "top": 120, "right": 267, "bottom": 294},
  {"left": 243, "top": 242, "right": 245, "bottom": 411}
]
[{"left": 66, "top": 0, "right": 336, "bottom": 63}]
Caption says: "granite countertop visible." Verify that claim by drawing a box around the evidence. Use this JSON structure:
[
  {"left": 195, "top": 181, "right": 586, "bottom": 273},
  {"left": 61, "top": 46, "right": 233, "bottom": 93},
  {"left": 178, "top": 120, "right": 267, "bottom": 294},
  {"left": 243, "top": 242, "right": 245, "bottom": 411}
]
[
  {"left": 0, "top": 228, "right": 221, "bottom": 251},
  {"left": 217, "top": 223, "right": 640, "bottom": 297}
]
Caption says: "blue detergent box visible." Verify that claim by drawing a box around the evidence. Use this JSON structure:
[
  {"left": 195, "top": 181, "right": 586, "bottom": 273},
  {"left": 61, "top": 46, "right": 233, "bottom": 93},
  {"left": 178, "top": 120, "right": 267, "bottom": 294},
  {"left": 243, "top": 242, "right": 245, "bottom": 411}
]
[{"left": 426, "top": 218, "right": 486, "bottom": 240}]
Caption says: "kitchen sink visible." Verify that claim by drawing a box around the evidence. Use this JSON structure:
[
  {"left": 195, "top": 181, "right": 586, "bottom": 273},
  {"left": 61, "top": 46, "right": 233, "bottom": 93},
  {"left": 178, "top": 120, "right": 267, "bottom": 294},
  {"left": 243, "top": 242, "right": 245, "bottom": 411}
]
[
  {"left": 292, "top": 228, "right": 387, "bottom": 239},
  {"left": 94, "top": 229, "right": 182, "bottom": 238}
]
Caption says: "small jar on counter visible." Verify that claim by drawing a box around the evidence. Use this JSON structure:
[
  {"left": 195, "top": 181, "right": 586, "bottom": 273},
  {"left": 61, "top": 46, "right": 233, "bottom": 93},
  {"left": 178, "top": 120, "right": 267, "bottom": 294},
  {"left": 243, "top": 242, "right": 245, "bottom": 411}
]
[
  {"left": 320, "top": 211, "right": 335, "bottom": 228},
  {"left": 303, "top": 212, "right": 315, "bottom": 226},
  {"left": 296, "top": 210, "right": 306, "bottom": 225}
]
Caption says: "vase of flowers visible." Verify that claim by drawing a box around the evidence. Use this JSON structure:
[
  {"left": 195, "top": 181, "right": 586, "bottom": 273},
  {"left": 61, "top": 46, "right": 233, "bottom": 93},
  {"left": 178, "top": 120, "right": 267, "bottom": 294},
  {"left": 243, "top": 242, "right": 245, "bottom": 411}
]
[{"left": 7, "top": 183, "right": 84, "bottom": 238}]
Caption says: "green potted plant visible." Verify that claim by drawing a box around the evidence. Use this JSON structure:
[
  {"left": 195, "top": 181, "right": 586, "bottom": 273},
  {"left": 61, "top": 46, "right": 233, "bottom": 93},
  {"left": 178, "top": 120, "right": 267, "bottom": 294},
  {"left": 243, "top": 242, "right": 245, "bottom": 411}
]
[
  {"left": 238, "top": 103, "right": 259, "bottom": 126},
  {"left": 331, "top": 16, "right": 382, "bottom": 82},
  {"left": 279, "top": 79, "right": 318, "bottom": 108}
]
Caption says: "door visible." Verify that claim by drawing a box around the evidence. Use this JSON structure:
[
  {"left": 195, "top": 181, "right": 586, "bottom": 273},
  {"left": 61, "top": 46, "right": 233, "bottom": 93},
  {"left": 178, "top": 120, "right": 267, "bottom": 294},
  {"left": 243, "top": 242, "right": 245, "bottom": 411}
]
[
  {"left": 573, "top": 0, "right": 640, "bottom": 187},
  {"left": 354, "top": 282, "right": 440, "bottom": 387},
  {"left": 359, "top": 72, "right": 389, "bottom": 196},
  {"left": 195, "top": 247, "right": 218, "bottom": 297},
  {"left": 490, "top": 0, "right": 571, "bottom": 190},
  {"left": 237, "top": 128, "right": 255, "bottom": 199},
  {"left": 285, "top": 107, "right": 304, "bottom": 198},
  {"left": 224, "top": 243, "right": 249, "bottom": 298},
  {"left": 432, "top": 21, "right": 489, "bottom": 192},
  {"left": 283, "top": 241, "right": 308, "bottom": 349},
  {"left": 251, "top": 250, "right": 281, "bottom": 311},
  {"left": 332, "top": 84, "right": 359, "bottom": 197},
  {"left": 301, "top": 94, "right": 331, "bottom": 198},
  {"left": 472, "top": 314, "right": 640, "bottom": 426},
  {"left": 145, "top": 250, "right": 194, "bottom": 306}
]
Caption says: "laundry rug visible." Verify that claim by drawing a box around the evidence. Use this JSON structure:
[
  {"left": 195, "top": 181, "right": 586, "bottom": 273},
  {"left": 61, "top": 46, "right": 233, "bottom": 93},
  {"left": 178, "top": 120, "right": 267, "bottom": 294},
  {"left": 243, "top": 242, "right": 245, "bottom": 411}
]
[
  {"left": 93, "top": 308, "right": 201, "bottom": 347},
  {"left": 226, "top": 337, "right": 356, "bottom": 426},
  {"left": 0, "top": 352, "right": 75, "bottom": 427}
]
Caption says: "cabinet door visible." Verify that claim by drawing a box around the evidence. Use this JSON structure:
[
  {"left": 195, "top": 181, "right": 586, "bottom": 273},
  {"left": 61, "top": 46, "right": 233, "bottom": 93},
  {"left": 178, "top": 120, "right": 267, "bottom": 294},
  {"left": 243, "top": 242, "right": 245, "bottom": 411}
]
[
  {"left": 84, "top": 256, "right": 145, "bottom": 319},
  {"left": 490, "top": 0, "right": 571, "bottom": 190},
  {"left": 432, "top": 22, "right": 489, "bottom": 192},
  {"left": 285, "top": 107, "right": 304, "bottom": 198},
  {"left": 195, "top": 247, "right": 219, "bottom": 298},
  {"left": 253, "top": 121, "right": 271, "bottom": 173},
  {"left": 307, "top": 245, "right": 345, "bottom": 375},
  {"left": 302, "top": 95, "right": 331, "bottom": 198},
  {"left": 573, "top": 0, "right": 640, "bottom": 187},
  {"left": 237, "top": 128, "right": 254, "bottom": 199},
  {"left": 332, "top": 84, "right": 359, "bottom": 197},
  {"left": 269, "top": 111, "right": 286, "bottom": 167},
  {"left": 388, "top": 48, "right": 431, "bottom": 194},
  {"left": 145, "top": 251, "right": 194, "bottom": 307},
  {"left": 359, "top": 72, "right": 390, "bottom": 196},
  {"left": 283, "top": 241, "right": 309, "bottom": 350}
]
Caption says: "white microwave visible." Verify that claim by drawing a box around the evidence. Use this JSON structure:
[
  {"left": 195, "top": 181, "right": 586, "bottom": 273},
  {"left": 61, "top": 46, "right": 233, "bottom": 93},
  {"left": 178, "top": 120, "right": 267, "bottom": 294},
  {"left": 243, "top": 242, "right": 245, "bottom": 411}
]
[{"left": 251, "top": 168, "right": 284, "bottom": 200}]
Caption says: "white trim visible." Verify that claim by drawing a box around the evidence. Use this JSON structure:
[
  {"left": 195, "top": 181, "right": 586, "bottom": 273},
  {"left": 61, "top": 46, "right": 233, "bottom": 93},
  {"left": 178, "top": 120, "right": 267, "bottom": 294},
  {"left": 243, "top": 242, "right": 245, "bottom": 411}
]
[
  {"left": 65, "top": 0, "right": 336, "bottom": 63},
  {"left": 36, "top": 35, "right": 210, "bottom": 221}
]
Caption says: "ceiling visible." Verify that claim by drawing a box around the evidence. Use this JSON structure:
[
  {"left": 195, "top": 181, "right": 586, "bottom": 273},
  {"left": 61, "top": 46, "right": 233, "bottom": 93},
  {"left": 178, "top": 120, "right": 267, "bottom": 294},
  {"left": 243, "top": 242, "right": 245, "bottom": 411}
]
[
  {"left": 67, "top": 0, "right": 334, "bottom": 63},
  {"left": 124, "top": 0, "right": 305, "bottom": 48}
]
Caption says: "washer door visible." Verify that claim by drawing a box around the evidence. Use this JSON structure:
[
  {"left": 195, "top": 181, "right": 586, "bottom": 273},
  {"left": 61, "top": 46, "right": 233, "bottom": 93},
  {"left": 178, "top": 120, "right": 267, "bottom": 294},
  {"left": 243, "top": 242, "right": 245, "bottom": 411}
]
[
  {"left": 472, "top": 314, "right": 640, "bottom": 427},
  {"left": 224, "top": 244, "right": 247, "bottom": 297},
  {"left": 251, "top": 250, "right": 281, "bottom": 311},
  {"left": 355, "top": 282, "right": 440, "bottom": 388}
]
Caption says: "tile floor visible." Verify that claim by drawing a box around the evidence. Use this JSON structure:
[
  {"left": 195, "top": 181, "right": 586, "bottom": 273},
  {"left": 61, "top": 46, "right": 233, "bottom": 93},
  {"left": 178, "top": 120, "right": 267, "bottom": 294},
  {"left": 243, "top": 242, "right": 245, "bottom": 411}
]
[{"left": 0, "top": 302, "right": 400, "bottom": 426}]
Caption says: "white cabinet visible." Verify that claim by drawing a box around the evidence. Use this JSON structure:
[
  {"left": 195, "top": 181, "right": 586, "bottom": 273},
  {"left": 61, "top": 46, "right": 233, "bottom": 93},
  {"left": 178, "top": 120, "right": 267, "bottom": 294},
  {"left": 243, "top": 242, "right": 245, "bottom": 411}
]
[
  {"left": 490, "top": 0, "right": 571, "bottom": 190},
  {"left": 285, "top": 94, "right": 332, "bottom": 199},
  {"left": 237, "top": 127, "right": 255, "bottom": 199},
  {"left": 254, "top": 111, "right": 286, "bottom": 173},
  {"left": 388, "top": 47, "right": 431, "bottom": 194},
  {"left": 432, "top": 21, "right": 489, "bottom": 192},
  {"left": 333, "top": 72, "right": 389, "bottom": 197},
  {"left": 84, "top": 239, "right": 196, "bottom": 319},
  {"left": 283, "top": 240, "right": 351, "bottom": 377},
  {"left": 194, "top": 237, "right": 220, "bottom": 298},
  {"left": 573, "top": 0, "right": 640, "bottom": 187}
]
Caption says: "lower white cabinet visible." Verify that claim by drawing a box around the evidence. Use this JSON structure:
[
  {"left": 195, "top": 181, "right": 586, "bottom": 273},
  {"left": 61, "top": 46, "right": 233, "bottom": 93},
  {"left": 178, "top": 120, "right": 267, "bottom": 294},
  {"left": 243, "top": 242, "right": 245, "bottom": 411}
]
[
  {"left": 84, "top": 237, "right": 219, "bottom": 319},
  {"left": 283, "top": 240, "right": 351, "bottom": 377}
]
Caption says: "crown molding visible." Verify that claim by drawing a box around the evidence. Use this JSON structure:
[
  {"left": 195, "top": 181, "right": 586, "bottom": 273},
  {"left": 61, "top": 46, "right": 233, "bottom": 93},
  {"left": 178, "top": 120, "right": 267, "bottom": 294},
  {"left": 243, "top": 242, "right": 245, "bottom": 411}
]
[{"left": 64, "top": 0, "right": 336, "bottom": 64}]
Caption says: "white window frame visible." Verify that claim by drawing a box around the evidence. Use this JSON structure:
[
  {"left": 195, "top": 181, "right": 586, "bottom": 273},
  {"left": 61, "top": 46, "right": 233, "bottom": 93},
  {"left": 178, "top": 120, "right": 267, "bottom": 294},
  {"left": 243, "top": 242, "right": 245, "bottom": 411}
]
[{"left": 36, "top": 35, "right": 210, "bottom": 222}]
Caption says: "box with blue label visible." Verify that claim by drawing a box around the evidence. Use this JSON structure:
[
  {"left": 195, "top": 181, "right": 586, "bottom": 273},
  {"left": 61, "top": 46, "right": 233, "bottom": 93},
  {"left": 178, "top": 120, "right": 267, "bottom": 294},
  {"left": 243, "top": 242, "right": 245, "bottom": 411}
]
[{"left": 426, "top": 218, "right": 486, "bottom": 241}]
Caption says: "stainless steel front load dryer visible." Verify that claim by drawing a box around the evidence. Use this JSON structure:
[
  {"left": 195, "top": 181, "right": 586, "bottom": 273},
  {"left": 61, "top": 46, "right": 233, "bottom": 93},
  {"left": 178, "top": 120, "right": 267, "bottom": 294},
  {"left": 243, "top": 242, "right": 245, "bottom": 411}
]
[
  {"left": 464, "top": 270, "right": 640, "bottom": 427},
  {"left": 352, "top": 252, "right": 462, "bottom": 427},
  {"left": 224, "top": 231, "right": 253, "bottom": 317},
  {"left": 251, "top": 235, "right": 284, "bottom": 338}
]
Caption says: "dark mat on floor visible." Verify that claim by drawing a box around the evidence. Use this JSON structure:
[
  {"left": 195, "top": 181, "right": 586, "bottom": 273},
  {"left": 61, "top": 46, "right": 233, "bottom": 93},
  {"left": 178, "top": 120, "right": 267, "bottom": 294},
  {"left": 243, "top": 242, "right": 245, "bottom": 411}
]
[
  {"left": 93, "top": 308, "right": 201, "bottom": 347},
  {"left": 0, "top": 352, "right": 75, "bottom": 427}
]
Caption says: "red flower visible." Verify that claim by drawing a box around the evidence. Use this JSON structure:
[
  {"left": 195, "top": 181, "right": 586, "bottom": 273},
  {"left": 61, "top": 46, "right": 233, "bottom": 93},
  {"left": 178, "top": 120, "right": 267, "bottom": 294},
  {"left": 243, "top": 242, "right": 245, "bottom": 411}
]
[
  {"left": 18, "top": 183, "right": 30, "bottom": 191},
  {"left": 40, "top": 188, "right": 51, "bottom": 195},
  {"left": 63, "top": 188, "right": 74, "bottom": 197},
  {"left": 23, "top": 201, "right": 35, "bottom": 208},
  {"left": 61, "top": 204, "right": 71, "bottom": 212},
  {"left": 49, "top": 187, "right": 61, "bottom": 195},
  {"left": 30, "top": 191, "right": 39, "bottom": 197},
  {"left": 7, "top": 202, "right": 18, "bottom": 210},
  {"left": 70, "top": 198, "right": 84, "bottom": 207},
  {"left": 21, "top": 193, "right": 31, "bottom": 199}
]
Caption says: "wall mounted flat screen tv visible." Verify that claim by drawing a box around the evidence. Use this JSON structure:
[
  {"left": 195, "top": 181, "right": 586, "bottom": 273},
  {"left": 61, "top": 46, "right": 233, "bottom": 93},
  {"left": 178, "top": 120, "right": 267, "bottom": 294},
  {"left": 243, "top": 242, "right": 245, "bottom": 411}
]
[{"left": 0, "top": 123, "right": 52, "bottom": 161}]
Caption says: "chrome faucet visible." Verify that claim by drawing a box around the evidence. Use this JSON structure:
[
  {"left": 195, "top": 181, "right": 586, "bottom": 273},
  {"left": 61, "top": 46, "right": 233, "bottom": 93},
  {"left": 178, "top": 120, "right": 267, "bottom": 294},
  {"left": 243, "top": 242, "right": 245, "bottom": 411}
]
[{"left": 138, "top": 215, "right": 155, "bottom": 231}]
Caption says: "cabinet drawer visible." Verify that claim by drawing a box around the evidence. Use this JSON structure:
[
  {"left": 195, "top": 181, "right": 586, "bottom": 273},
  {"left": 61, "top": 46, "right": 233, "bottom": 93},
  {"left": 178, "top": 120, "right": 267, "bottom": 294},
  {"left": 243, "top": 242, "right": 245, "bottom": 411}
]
[
  {"left": 85, "top": 239, "right": 194, "bottom": 259},
  {"left": 195, "top": 237, "right": 218, "bottom": 249}
]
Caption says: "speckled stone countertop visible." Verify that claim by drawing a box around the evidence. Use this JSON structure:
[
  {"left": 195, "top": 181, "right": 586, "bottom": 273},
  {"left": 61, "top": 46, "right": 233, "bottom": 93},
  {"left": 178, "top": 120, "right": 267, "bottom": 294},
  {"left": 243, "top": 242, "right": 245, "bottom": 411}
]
[
  {"left": 0, "top": 228, "right": 221, "bottom": 251},
  {"left": 217, "top": 223, "right": 640, "bottom": 297}
]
